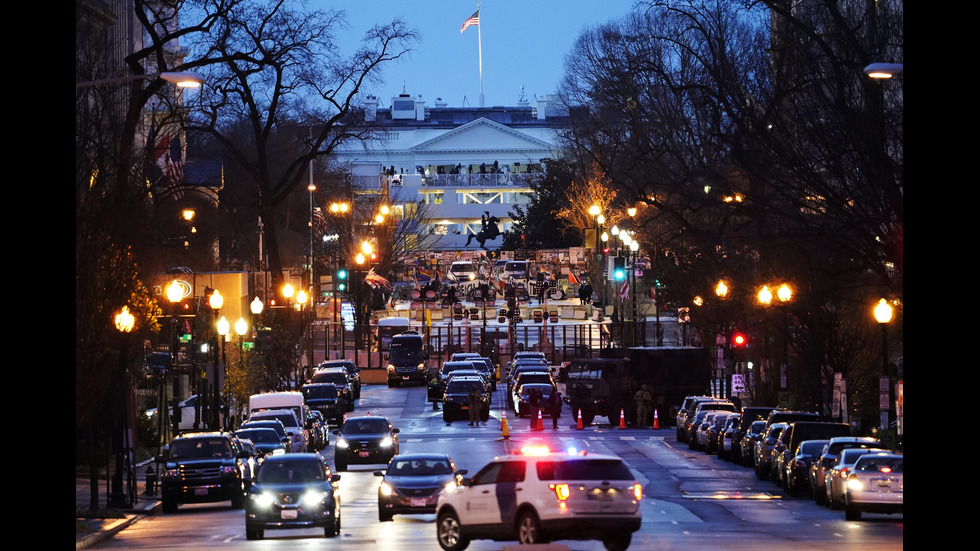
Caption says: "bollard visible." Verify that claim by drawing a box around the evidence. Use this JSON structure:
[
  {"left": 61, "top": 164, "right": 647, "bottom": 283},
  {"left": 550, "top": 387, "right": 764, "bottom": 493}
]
[{"left": 145, "top": 465, "right": 157, "bottom": 496}]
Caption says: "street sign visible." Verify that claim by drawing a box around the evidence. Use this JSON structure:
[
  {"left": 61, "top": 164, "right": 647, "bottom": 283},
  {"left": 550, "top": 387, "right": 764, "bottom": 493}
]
[{"left": 731, "top": 373, "right": 745, "bottom": 393}]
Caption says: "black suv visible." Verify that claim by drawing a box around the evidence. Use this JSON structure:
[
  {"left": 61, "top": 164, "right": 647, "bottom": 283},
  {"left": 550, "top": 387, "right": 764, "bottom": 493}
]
[
  {"left": 317, "top": 359, "right": 361, "bottom": 399},
  {"left": 333, "top": 416, "right": 400, "bottom": 472},
  {"left": 311, "top": 367, "right": 354, "bottom": 411},
  {"left": 159, "top": 432, "right": 249, "bottom": 513},
  {"left": 302, "top": 382, "right": 344, "bottom": 425}
]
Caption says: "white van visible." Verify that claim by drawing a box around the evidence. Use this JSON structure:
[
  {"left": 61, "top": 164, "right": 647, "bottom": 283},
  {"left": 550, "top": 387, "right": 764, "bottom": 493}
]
[
  {"left": 248, "top": 392, "right": 309, "bottom": 452},
  {"left": 503, "top": 261, "right": 530, "bottom": 281},
  {"left": 377, "top": 317, "right": 411, "bottom": 350}
]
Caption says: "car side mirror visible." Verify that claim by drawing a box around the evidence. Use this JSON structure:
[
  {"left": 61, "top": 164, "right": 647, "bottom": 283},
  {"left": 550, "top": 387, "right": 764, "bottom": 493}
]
[
  {"left": 392, "top": 428, "right": 400, "bottom": 434},
  {"left": 331, "top": 474, "right": 341, "bottom": 482},
  {"left": 373, "top": 471, "right": 384, "bottom": 477}
]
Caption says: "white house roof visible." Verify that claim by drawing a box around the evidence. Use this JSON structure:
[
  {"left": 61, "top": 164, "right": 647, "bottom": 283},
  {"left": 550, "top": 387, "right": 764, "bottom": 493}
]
[{"left": 410, "top": 117, "right": 557, "bottom": 155}]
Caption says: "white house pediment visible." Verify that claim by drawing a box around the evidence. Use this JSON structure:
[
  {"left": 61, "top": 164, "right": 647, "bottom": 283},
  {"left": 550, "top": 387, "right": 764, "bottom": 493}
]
[{"left": 411, "top": 117, "right": 555, "bottom": 154}]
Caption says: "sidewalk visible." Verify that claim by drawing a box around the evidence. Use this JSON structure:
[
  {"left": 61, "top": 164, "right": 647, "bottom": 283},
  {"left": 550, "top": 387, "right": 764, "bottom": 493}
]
[{"left": 76, "top": 460, "right": 161, "bottom": 549}]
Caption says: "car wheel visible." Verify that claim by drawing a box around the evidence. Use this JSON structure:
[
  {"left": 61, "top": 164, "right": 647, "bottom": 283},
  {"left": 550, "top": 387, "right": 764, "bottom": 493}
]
[
  {"left": 335, "top": 458, "right": 347, "bottom": 472},
  {"left": 246, "top": 528, "right": 263, "bottom": 540},
  {"left": 443, "top": 410, "right": 453, "bottom": 423},
  {"left": 231, "top": 489, "right": 245, "bottom": 509},
  {"left": 379, "top": 504, "right": 393, "bottom": 522},
  {"left": 436, "top": 510, "right": 470, "bottom": 551},
  {"left": 516, "top": 510, "right": 547, "bottom": 544},
  {"left": 845, "top": 502, "right": 862, "bottom": 521},
  {"left": 603, "top": 533, "right": 632, "bottom": 551}
]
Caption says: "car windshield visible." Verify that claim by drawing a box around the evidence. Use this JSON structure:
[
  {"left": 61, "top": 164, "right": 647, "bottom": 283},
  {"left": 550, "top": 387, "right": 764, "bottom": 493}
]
[
  {"left": 312, "top": 372, "right": 347, "bottom": 386},
  {"left": 799, "top": 441, "right": 827, "bottom": 455},
  {"left": 257, "top": 459, "right": 323, "bottom": 483},
  {"left": 170, "top": 437, "right": 233, "bottom": 459},
  {"left": 536, "top": 459, "right": 634, "bottom": 481},
  {"left": 448, "top": 379, "right": 481, "bottom": 393},
  {"left": 343, "top": 419, "right": 390, "bottom": 434},
  {"left": 235, "top": 429, "right": 280, "bottom": 444},
  {"left": 855, "top": 456, "right": 903, "bottom": 473},
  {"left": 388, "top": 458, "right": 453, "bottom": 475},
  {"left": 303, "top": 385, "right": 338, "bottom": 399},
  {"left": 253, "top": 413, "right": 298, "bottom": 428}
]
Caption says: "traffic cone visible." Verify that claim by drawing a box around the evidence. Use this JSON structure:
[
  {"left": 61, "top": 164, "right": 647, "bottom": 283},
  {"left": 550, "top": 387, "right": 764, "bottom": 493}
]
[
  {"left": 619, "top": 408, "right": 627, "bottom": 429},
  {"left": 501, "top": 412, "right": 510, "bottom": 440},
  {"left": 576, "top": 408, "right": 584, "bottom": 430},
  {"left": 652, "top": 409, "right": 660, "bottom": 429},
  {"left": 536, "top": 409, "right": 544, "bottom": 431}
]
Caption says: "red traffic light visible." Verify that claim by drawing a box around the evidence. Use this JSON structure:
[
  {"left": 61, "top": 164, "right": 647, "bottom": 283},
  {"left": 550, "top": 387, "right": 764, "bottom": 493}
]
[{"left": 732, "top": 333, "right": 747, "bottom": 347}]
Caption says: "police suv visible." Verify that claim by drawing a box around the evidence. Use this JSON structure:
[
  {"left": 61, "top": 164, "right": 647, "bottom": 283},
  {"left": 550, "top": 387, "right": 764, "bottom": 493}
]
[{"left": 434, "top": 440, "right": 642, "bottom": 550}]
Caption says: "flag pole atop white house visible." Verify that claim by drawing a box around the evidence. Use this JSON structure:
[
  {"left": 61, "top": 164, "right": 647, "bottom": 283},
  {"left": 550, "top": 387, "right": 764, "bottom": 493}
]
[{"left": 460, "top": 4, "right": 483, "bottom": 107}]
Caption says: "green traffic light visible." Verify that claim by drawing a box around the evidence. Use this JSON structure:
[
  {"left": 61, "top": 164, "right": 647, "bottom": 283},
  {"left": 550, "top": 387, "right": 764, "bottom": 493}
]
[{"left": 337, "top": 269, "right": 347, "bottom": 280}]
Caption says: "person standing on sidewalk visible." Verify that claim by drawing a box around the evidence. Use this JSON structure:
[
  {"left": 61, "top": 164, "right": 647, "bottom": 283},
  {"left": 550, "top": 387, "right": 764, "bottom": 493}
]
[{"left": 548, "top": 388, "right": 563, "bottom": 429}]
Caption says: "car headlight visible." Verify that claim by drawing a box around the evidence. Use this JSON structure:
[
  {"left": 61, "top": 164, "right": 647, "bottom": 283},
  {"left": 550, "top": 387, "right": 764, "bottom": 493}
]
[
  {"left": 379, "top": 482, "right": 393, "bottom": 496},
  {"left": 251, "top": 492, "right": 275, "bottom": 508},
  {"left": 379, "top": 436, "right": 394, "bottom": 448},
  {"left": 336, "top": 438, "right": 349, "bottom": 449},
  {"left": 387, "top": 364, "right": 395, "bottom": 372},
  {"left": 302, "top": 490, "right": 329, "bottom": 507}
]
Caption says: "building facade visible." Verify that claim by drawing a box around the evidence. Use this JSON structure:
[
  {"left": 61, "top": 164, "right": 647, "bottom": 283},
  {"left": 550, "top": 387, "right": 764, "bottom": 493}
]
[{"left": 332, "top": 91, "right": 574, "bottom": 251}]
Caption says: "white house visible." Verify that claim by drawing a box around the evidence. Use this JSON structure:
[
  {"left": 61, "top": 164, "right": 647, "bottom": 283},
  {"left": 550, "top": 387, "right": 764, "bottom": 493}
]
[{"left": 331, "top": 91, "right": 575, "bottom": 251}]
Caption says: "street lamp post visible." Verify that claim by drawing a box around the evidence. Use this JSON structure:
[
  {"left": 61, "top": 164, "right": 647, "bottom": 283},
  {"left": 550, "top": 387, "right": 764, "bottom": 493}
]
[
  {"left": 164, "top": 280, "right": 184, "bottom": 450},
  {"left": 874, "top": 298, "right": 893, "bottom": 430},
  {"left": 207, "top": 289, "right": 224, "bottom": 430},
  {"left": 109, "top": 305, "right": 136, "bottom": 509},
  {"left": 216, "top": 315, "right": 229, "bottom": 429}
]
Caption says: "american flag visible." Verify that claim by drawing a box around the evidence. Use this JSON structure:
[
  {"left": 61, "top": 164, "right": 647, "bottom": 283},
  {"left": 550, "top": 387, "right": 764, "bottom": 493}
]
[
  {"left": 460, "top": 9, "right": 479, "bottom": 33},
  {"left": 364, "top": 268, "right": 392, "bottom": 291},
  {"left": 620, "top": 281, "right": 630, "bottom": 301},
  {"left": 146, "top": 124, "right": 184, "bottom": 199}
]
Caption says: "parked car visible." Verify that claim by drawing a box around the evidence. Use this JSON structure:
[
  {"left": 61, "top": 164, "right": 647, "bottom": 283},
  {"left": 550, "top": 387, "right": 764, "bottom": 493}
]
[
  {"left": 509, "top": 370, "right": 555, "bottom": 405},
  {"left": 783, "top": 439, "right": 830, "bottom": 497},
  {"left": 843, "top": 453, "right": 903, "bottom": 521},
  {"left": 688, "top": 408, "right": 726, "bottom": 451},
  {"left": 317, "top": 359, "right": 361, "bottom": 399},
  {"left": 704, "top": 412, "right": 733, "bottom": 455},
  {"left": 435, "top": 447, "right": 641, "bottom": 550},
  {"left": 333, "top": 416, "right": 400, "bottom": 472},
  {"left": 825, "top": 448, "right": 892, "bottom": 510},
  {"left": 694, "top": 412, "right": 722, "bottom": 452},
  {"left": 244, "top": 453, "right": 341, "bottom": 539},
  {"left": 720, "top": 414, "right": 741, "bottom": 461},
  {"left": 375, "top": 453, "right": 463, "bottom": 521},
  {"left": 774, "top": 422, "right": 851, "bottom": 488},
  {"left": 684, "top": 401, "right": 736, "bottom": 445},
  {"left": 231, "top": 436, "right": 259, "bottom": 490},
  {"left": 159, "top": 432, "right": 249, "bottom": 513},
  {"left": 754, "top": 422, "right": 789, "bottom": 480},
  {"left": 234, "top": 427, "right": 287, "bottom": 458},
  {"left": 730, "top": 407, "right": 778, "bottom": 463},
  {"left": 739, "top": 420, "right": 767, "bottom": 467},
  {"left": 809, "top": 436, "right": 882, "bottom": 505},
  {"left": 674, "top": 396, "right": 716, "bottom": 442}
]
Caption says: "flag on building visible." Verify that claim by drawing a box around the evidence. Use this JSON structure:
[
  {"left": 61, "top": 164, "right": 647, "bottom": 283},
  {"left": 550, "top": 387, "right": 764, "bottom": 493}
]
[
  {"left": 620, "top": 281, "right": 629, "bottom": 301},
  {"left": 460, "top": 9, "right": 479, "bottom": 33}
]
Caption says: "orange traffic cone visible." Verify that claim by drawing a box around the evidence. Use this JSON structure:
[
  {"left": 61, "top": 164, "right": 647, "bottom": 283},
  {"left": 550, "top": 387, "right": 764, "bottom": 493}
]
[
  {"left": 619, "top": 408, "right": 627, "bottom": 429},
  {"left": 536, "top": 409, "right": 544, "bottom": 431},
  {"left": 652, "top": 409, "right": 660, "bottom": 429},
  {"left": 500, "top": 412, "right": 510, "bottom": 440},
  {"left": 576, "top": 409, "right": 584, "bottom": 430}
]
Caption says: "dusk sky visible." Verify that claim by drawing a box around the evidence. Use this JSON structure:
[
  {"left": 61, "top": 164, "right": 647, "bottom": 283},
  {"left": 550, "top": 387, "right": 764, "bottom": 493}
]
[{"left": 326, "top": 0, "right": 639, "bottom": 108}]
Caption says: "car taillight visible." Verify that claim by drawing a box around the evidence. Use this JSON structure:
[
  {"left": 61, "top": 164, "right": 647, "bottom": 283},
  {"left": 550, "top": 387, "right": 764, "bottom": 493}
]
[
  {"left": 632, "top": 484, "right": 643, "bottom": 500},
  {"left": 550, "top": 483, "right": 570, "bottom": 500}
]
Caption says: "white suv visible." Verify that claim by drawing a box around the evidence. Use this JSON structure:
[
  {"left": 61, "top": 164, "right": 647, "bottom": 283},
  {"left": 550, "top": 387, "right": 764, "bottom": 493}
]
[{"left": 435, "top": 443, "right": 642, "bottom": 550}]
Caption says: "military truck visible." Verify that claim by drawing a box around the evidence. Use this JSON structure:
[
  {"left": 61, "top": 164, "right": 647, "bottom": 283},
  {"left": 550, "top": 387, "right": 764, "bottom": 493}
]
[{"left": 564, "top": 347, "right": 711, "bottom": 427}]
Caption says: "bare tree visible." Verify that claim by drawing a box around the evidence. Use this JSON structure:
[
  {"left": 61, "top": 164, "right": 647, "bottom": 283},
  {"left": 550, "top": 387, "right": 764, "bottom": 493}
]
[{"left": 183, "top": 1, "right": 418, "bottom": 287}]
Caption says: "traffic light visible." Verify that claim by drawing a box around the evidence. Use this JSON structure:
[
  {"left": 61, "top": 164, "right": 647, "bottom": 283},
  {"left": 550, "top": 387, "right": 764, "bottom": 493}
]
[
  {"left": 336, "top": 267, "right": 348, "bottom": 292},
  {"left": 732, "top": 332, "right": 747, "bottom": 348},
  {"left": 613, "top": 257, "right": 626, "bottom": 281}
]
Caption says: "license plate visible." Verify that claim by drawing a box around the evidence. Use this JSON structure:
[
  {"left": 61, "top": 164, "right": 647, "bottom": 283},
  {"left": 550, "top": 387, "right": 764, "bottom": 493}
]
[
  {"left": 875, "top": 479, "right": 891, "bottom": 487},
  {"left": 588, "top": 490, "right": 614, "bottom": 501},
  {"left": 194, "top": 488, "right": 208, "bottom": 496},
  {"left": 281, "top": 509, "right": 298, "bottom": 519},
  {"left": 359, "top": 451, "right": 371, "bottom": 457},
  {"left": 410, "top": 498, "right": 426, "bottom": 507},
  {"left": 403, "top": 376, "right": 410, "bottom": 380}
]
